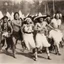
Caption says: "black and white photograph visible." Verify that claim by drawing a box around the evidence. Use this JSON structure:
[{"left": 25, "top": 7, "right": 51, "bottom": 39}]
[{"left": 0, "top": 0, "right": 64, "bottom": 64}]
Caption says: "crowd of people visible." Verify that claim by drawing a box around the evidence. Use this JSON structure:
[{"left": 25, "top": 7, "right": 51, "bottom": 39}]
[{"left": 0, "top": 11, "right": 64, "bottom": 61}]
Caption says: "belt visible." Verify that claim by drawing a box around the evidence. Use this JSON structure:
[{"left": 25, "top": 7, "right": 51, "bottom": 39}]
[{"left": 24, "top": 32, "right": 32, "bottom": 34}]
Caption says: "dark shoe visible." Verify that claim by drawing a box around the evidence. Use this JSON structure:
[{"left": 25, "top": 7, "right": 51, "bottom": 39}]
[
  {"left": 58, "top": 53, "right": 61, "bottom": 56},
  {"left": 33, "top": 54, "right": 37, "bottom": 61},
  {"left": 33, "top": 57, "right": 37, "bottom": 61},
  {"left": 5, "top": 48, "right": 8, "bottom": 52},
  {"left": 13, "top": 55, "right": 16, "bottom": 58},
  {"left": 55, "top": 52, "right": 57, "bottom": 55},
  {"left": 48, "top": 56, "right": 51, "bottom": 60}
]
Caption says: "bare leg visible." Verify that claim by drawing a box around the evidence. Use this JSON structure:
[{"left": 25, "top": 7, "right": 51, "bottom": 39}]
[
  {"left": 46, "top": 47, "right": 51, "bottom": 60},
  {"left": 12, "top": 37, "right": 16, "bottom": 58},
  {"left": 33, "top": 48, "right": 38, "bottom": 61},
  {"left": 1, "top": 39, "right": 5, "bottom": 47},
  {"left": 57, "top": 44, "right": 61, "bottom": 55}
]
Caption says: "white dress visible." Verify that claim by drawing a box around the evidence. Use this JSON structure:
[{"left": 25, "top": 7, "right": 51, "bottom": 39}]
[
  {"left": 49, "top": 29, "right": 63, "bottom": 45},
  {"left": 49, "top": 18, "right": 63, "bottom": 45},
  {"left": 23, "top": 24, "right": 35, "bottom": 50},
  {"left": 35, "top": 23, "right": 50, "bottom": 49},
  {"left": 51, "top": 18, "right": 61, "bottom": 28}
]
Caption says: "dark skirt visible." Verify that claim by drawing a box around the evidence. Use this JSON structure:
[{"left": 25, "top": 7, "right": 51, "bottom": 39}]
[
  {"left": 12, "top": 30, "right": 23, "bottom": 40},
  {"left": 6, "top": 36, "right": 14, "bottom": 47}
]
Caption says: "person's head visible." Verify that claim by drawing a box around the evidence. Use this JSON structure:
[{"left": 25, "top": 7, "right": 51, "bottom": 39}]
[
  {"left": 34, "top": 15, "right": 47, "bottom": 23},
  {"left": 47, "top": 15, "right": 51, "bottom": 20},
  {"left": 39, "top": 15, "right": 47, "bottom": 23},
  {"left": 55, "top": 13, "right": 60, "bottom": 19},
  {"left": 25, "top": 18, "right": 33, "bottom": 24},
  {"left": 46, "top": 15, "right": 51, "bottom": 23},
  {"left": 59, "top": 13, "right": 62, "bottom": 19},
  {"left": 39, "top": 17, "right": 43, "bottom": 23},
  {"left": 3, "top": 16, "right": 8, "bottom": 23},
  {"left": 14, "top": 12, "right": 19, "bottom": 20}
]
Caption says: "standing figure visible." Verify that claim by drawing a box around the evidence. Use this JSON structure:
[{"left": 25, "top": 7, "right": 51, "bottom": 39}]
[
  {"left": 12, "top": 12, "right": 22, "bottom": 48},
  {"left": 46, "top": 15, "right": 54, "bottom": 51},
  {"left": 0, "top": 16, "right": 15, "bottom": 58},
  {"left": 22, "top": 17, "right": 37, "bottom": 61},
  {"left": 12, "top": 12, "right": 22, "bottom": 57},
  {"left": 49, "top": 13, "right": 63, "bottom": 55},
  {"left": 34, "top": 15, "right": 51, "bottom": 60}
]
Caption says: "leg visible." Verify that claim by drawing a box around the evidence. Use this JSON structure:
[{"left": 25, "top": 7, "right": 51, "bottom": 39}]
[
  {"left": 5, "top": 38, "right": 10, "bottom": 51},
  {"left": 12, "top": 45, "right": 16, "bottom": 58},
  {"left": 57, "top": 44, "right": 61, "bottom": 55},
  {"left": 60, "top": 41, "right": 63, "bottom": 48},
  {"left": 1, "top": 39, "right": 5, "bottom": 47},
  {"left": 55, "top": 45, "right": 58, "bottom": 54},
  {"left": 12, "top": 37, "right": 17, "bottom": 58},
  {"left": 0, "top": 39, "right": 5, "bottom": 52},
  {"left": 5, "top": 44, "right": 10, "bottom": 51},
  {"left": 12, "top": 36, "right": 17, "bottom": 49},
  {"left": 46, "top": 47, "right": 51, "bottom": 60},
  {"left": 29, "top": 36, "right": 38, "bottom": 61},
  {"left": 15, "top": 39, "right": 18, "bottom": 49},
  {"left": 11, "top": 38, "right": 16, "bottom": 58},
  {"left": 33, "top": 47, "right": 38, "bottom": 61},
  {"left": 21, "top": 41, "right": 26, "bottom": 52},
  {"left": 24, "top": 39, "right": 30, "bottom": 51}
]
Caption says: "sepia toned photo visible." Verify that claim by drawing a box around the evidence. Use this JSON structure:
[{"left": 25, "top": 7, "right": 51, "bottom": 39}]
[{"left": 0, "top": 0, "right": 64, "bottom": 64}]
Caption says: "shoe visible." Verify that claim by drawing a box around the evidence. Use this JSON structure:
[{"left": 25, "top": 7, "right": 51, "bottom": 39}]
[
  {"left": 33, "top": 55, "right": 37, "bottom": 61},
  {"left": 33, "top": 57, "right": 37, "bottom": 61},
  {"left": 13, "top": 55, "right": 16, "bottom": 58},
  {"left": 55, "top": 52, "right": 57, "bottom": 55},
  {"left": 48, "top": 56, "right": 51, "bottom": 60},
  {"left": 58, "top": 53, "right": 61, "bottom": 56}
]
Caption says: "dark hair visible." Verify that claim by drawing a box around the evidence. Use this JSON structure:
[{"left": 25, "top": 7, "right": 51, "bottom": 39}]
[
  {"left": 55, "top": 13, "right": 60, "bottom": 19},
  {"left": 35, "top": 18, "right": 42, "bottom": 23},
  {"left": 3, "top": 16, "right": 8, "bottom": 20},
  {"left": 14, "top": 12, "right": 19, "bottom": 20},
  {"left": 46, "top": 14, "right": 50, "bottom": 17}
]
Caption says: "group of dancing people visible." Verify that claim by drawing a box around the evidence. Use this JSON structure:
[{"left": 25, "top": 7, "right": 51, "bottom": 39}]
[{"left": 0, "top": 12, "right": 63, "bottom": 61}]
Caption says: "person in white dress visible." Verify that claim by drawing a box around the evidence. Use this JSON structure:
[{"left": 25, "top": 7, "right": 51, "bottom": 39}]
[
  {"left": 22, "top": 17, "right": 37, "bottom": 61},
  {"left": 49, "top": 13, "right": 63, "bottom": 55},
  {"left": 34, "top": 15, "right": 51, "bottom": 60}
]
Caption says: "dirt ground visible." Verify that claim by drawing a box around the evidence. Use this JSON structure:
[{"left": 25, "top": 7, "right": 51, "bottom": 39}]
[{"left": 0, "top": 24, "right": 64, "bottom": 64}]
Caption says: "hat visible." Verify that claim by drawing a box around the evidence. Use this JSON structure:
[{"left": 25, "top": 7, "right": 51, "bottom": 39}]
[
  {"left": 25, "top": 17, "right": 32, "bottom": 23},
  {"left": 34, "top": 13, "right": 47, "bottom": 20}
]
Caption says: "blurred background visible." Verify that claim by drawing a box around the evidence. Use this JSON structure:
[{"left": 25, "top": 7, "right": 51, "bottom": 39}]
[{"left": 0, "top": 0, "right": 64, "bottom": 16}]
